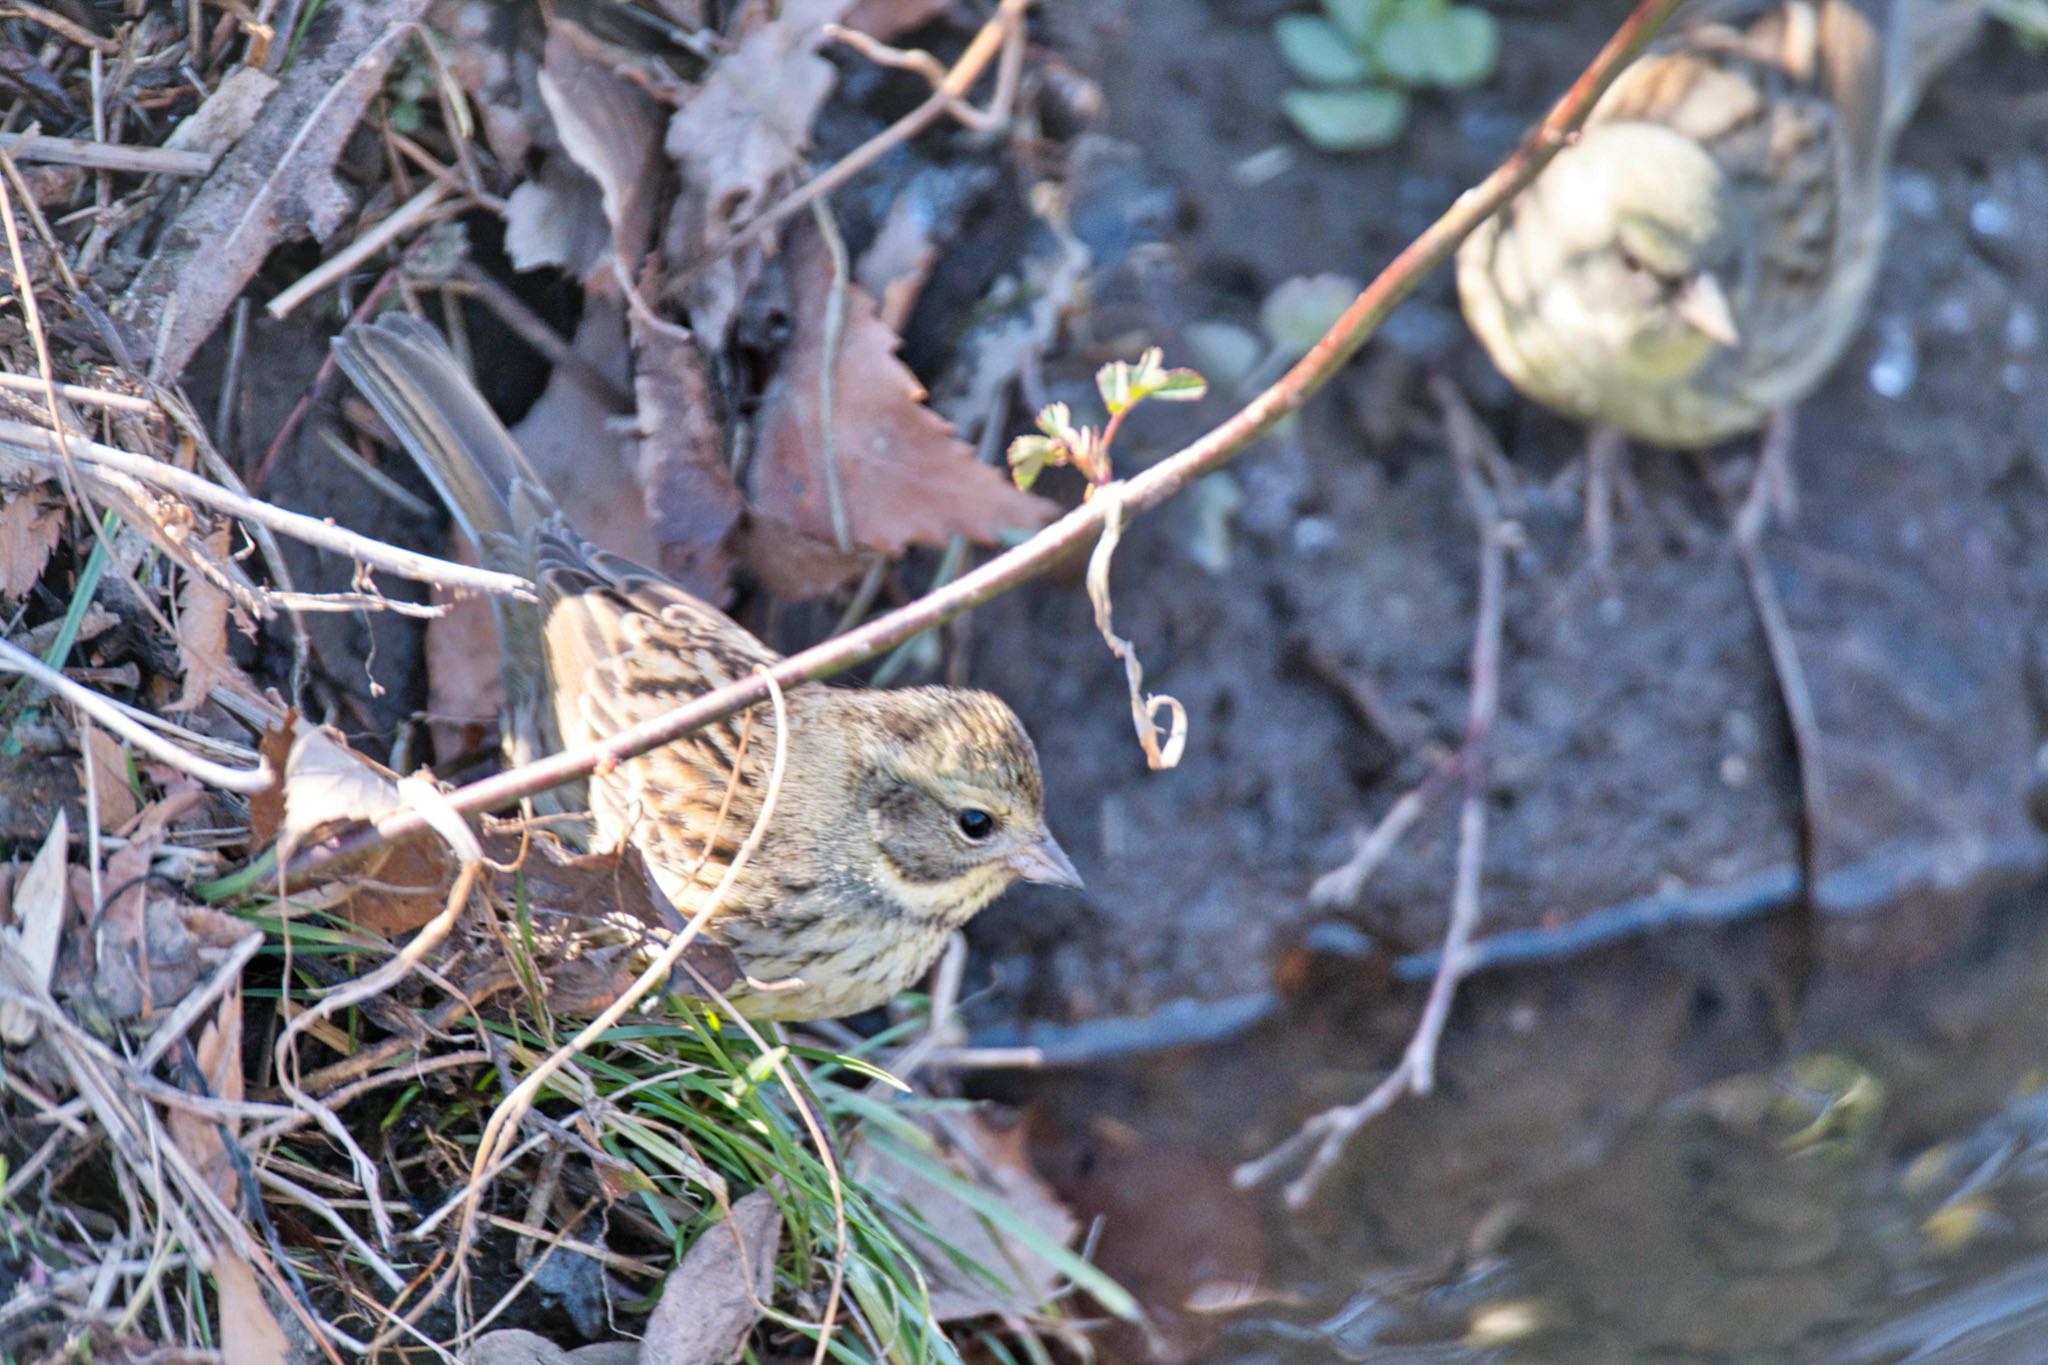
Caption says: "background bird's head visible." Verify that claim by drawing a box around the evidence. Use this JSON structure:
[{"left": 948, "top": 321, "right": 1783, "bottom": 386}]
[
  {"left": 1543, "top": 121, "right": 1750, "bottom": 385},
  {"left": 853, "top": 688, "right": 1080, "bottom": 924}
]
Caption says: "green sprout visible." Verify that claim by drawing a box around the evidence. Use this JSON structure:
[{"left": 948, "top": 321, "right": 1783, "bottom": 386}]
[
  {"left": 1007, "top": 348, "right": 1207, "bottom": 493},
  {"left": 1275, "top": 0, "right": 1501, "bottom": 152}
]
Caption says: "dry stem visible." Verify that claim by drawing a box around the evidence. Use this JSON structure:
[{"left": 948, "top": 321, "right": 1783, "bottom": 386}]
[{"left": 1232, "top": 377, "right": 1510, "bottom": 1206}]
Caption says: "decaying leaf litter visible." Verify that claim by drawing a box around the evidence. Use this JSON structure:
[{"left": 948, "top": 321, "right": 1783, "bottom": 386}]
[{"left": 0, "top": 1, "right": 1138, "bottom": 1356}]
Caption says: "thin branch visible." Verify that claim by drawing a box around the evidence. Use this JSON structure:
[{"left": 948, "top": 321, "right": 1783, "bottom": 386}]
[
  {"left": 0, "top": 639, "right": 273, "bottom": 792},
  {"left": 280, "top": 0, "right": 1685, "bottom": 881},
  {"left": 1233, "top": 377, "right": 1511, "bottom": 1207},
  {"left": 0, "top": 417, "right": 536, "bottom": 600}
]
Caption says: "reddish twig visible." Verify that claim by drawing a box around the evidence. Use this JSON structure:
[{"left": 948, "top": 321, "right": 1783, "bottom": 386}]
[
  {"left": 276, "top": 0, "right": 1685, "bottom": 884},
  {"left": 1234, "top": 377, "right": 1510, "bottom": 1207}
]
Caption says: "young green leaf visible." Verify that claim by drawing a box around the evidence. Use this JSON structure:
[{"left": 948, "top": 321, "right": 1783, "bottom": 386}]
[
  {"left": 1281, "top": 85, "right": 1410, "bottom": 152},
  {"left": 1006, "top": 433, "right": 1059, "bottom": 492},
  {"left": 1097, "top": 348, "right": 1209, "bottom": 415},
  {"left": 1274, "top": 14, "right": 1375, "bottom": 85}
]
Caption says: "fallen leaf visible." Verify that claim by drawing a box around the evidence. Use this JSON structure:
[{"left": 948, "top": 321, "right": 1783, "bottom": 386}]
[
  {"left": 662, "top": 0, "right": 852, "bottom": 342},
  {"left": 94, "top": 796, "right": 182, "bottom": 1019},
  {"left": 426, "top": 534, "right": 509, "bottom": 766},
  {"left": 465, "top": 1329, "right": 576, "bottom": 1365},
  {"left": 857, "top": 1111, "right": 1078, "bottom": 1322},
  {"left": 503, "top": 159, "right": 609, "bottom": 277},
  {"left": 213, "top": 1249, "right": 289, "bottom": 1365},
  {"left": 278, "top": 723, "right": 404, "bottom": 863},
  {"left": 539, "top": 22, "right": 661, "bottom": 282},
  {"left": 664, "top": 0, "right": 851, "bottom": 240},
  {"left": 747, "top": 226, "right": 1057, "bottom": 590},
  {"left": 509, "top": 297, "right": 661, "bottom": 565},
  {"left": 166, "top": 989, "right": 245, "bottom": 1203},
  {"left": 484, "top": 835, "right": 743, "bottom": 1015},
  {"left": 162, "top": 66, "right": 279, "bottom": 158},
  {"left": 271, "top": 720, "right": 475, "bottom": 937},
  {"left": 77, "top": 724, "right": 139, "bottom": 832},
  {"left": 628, "top": 316, "right": 742, "bottom": 601},
  {"left": 0, "top": 482, "right": 65, "bottom": 598},
  {"left": 468, "top": 1334, "right": 636, "bottom": 1365},
  {"left": 246, "top": 717, "right": 294, "bottom": 849},
  {"left": 641, "top": 1188, "right": 782, "bottom": 1365},
  {"left": 168, "top": 526, "right": 251, "bottom": 712},
  {"left": 0, "top": 810, "right": 70, "bottom": 1043}
]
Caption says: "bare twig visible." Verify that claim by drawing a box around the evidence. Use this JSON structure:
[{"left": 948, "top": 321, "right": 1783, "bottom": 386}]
[
  {"left": 1309, "top": 750, "right": 1459, "bottom": 909},
  {"left": 266, "top": 182, "right": 449, "bottom": 320},
  {"left": 1234, "top": 377, "right": 1511, "bottom": 1206},
  {"left": 279, "top": 0, "right": 1685, "bottom": 879},
  {"left": 0, "top": 639, "right": 273, "bottom": 792},
  {"left": 0, "top": 417, "right": 536, "bottom": 600},
  {"left": 0, "top": 131, "right": 213, "bottom": 176}
]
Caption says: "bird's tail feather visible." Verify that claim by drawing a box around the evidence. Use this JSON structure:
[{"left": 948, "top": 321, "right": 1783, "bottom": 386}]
[{"left": 330, "top": 313, "right": 557, "bottom": 577}]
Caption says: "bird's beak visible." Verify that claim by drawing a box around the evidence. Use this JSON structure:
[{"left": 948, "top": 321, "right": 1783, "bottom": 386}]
[
  {"left": 1675, "top": 270, "right": 1740, "bottom": 348},
  {"left": 1006, "top": 835, "right": 1084, "bottom": 890}
]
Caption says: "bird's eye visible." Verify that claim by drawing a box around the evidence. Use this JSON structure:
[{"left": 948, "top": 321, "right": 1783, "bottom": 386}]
[{"left": 955, "top": 809, "right": 996, "bottom": 841}]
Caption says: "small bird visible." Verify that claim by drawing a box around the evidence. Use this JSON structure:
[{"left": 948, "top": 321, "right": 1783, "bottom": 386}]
[
  {"left": 333, "top": 314, "right": 1080, "bottom": 1021},
  {"left": 1456, "top": 0, "right": 1980, "bottom": 552}
]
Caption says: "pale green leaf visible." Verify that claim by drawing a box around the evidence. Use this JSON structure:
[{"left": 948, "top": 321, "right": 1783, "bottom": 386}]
[
  {"left": 1260, "top": 272, "right": 1363, "bottom": 355},
  {"left": 1429, "top": 6, "right": 1501, "bottom": 87},
  {"left": 1006, "top": 433, "right": 1058, "bottom": 491},
  {"left": 1182, "top": 320, "right": 1266, "bottom": 389},
  {"left": 1322, "top": 0, "right": 1393, "bottom": 45},
  {"left": 1273, "top": 14, "right": 1373, "bottom": 85},
  {"left": 1281, "top": 85, "right": 1410, "bottom": 153}
]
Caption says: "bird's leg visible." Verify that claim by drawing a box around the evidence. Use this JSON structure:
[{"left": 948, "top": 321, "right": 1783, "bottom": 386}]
[
  {"left": 1737, "top": 406, "right": 1800, "bottom": 543},
  {"left": 1584, "top": 423, "right": 1633, "bottom": 569}
]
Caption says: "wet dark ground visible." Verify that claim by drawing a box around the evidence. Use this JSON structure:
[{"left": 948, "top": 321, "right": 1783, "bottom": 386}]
[
  {"left": 969, "top": 5, "right": 2048, "bottom": 1362},
  {"left": 213, "top": 4, "right": 2048, "bottom": 1360}
]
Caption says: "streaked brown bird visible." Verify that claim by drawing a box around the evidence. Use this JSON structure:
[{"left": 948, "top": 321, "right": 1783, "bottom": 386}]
[
  {"left": 1456, "top": 0, "right": 1982, "bottom": 554},
  {"left": 334, "top": 315, "right": 1080, "bottom": 1021}
]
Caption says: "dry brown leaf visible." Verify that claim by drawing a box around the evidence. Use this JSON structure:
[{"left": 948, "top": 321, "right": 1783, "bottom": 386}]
[
  {"left": 511, "top": 298, "right": 661, "bottom": 565},
  {"left": 94, "top": 796, "right": 185, "bottom": 1019},
  {"left": 539, "top": 22, "right": 661, "bottom": 283},
  {"left": 77, "top": 724, "right": 139, "bottom": 832},
  {"left": 169, "top": 527, "right": 251, "bottom": 712},
  {"left": 747, "top": 226, "right": 1056, "bottom": 591},
  {"left": 641, "top": 1188, "right": 782, "bottom": 1365},
  {"left": 213, "top": 1249, "right": 289, "bottom": 1365},
  {"left": 857, "top": 1111, "right": 1077, "bottom": 1322},
  {"left": 485, "top": 836, "right": 742, "bottom": 1015},
  {"left": 504, "top": 159, "right": 609, "bottom": 277},
  {"left": 662, "top": 0, "right": 852, "bottom": 341},
  {"left": 166, "top": 988, "right": 244, "bottom": 1203},
  {"left": 0, "top": 810, "right": 69, "bottom": 1043},
  {"left": 628, "top": 317, "right": 742, "bottom": 601},
  {"left": 247, "top": 718, "right": 293, "bottom": 850},
  {"left": 664, "top": 0, "right": 852, "bottom": 237},
  {"left": 0, "top": 482, "right": 65, "bottom": 599},
  {"left": 426, "top": 534, "right": 508, "bottom": 767}
]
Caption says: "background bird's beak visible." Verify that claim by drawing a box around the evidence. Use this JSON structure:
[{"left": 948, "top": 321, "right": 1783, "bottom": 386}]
[
  {"left": 1007, "top": 835, "right": 1084, "bottom": 890},
  {"left": 1675, "top": 271, "right": 1740, "bottom": 347}
]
